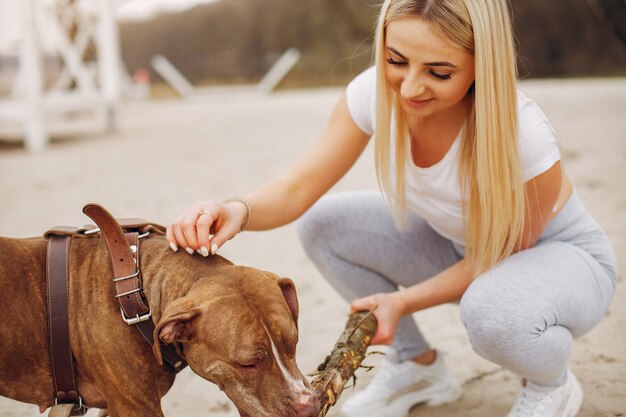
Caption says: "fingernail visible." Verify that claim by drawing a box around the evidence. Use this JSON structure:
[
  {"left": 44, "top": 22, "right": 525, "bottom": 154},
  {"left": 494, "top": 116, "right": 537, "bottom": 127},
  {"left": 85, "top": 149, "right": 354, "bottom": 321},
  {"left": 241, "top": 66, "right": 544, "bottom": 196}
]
[
  {"left": 199, "top": 246, "right": 209, "bottom": 257},
  {"left": 169, "top": 242, "right": 178, "bottom": 252},
  {"left": 185, "top": 247, "right": 194, "bottom": 255},
  {"left": 211, "top": 243, "right": 219, "bottom": 255}
]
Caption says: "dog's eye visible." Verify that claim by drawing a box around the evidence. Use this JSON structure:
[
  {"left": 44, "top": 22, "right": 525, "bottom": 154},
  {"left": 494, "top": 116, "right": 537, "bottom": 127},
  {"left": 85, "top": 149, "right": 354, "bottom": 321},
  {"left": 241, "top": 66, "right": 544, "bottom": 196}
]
[
  {"left": 237, "top": 356, "right": 263, "bottom": 369},
  {"left": 235, "top": 351, "right": 267, "bottom": 369},
  {"left": 239, "top": 363, "right": 257, "bottom": 369}
]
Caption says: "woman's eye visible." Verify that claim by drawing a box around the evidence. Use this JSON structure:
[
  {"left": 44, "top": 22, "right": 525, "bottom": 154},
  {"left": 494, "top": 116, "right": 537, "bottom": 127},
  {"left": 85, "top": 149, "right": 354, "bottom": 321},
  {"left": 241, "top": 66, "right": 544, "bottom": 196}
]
[
  {"left": 428, "top": 69, "right": 452, "bottom": 80},
  {"left": 386, "top": 58, "right": 407, "bottom": 66}
]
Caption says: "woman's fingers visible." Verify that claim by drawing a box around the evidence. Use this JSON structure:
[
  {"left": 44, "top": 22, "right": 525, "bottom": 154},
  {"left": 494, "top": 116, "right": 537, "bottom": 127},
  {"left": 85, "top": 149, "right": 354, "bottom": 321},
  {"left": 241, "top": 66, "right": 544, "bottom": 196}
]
[
  {"left": 170, "top": 211, "right": 192, "bottom": 253},
  {"left": 195, "top": 210, "right": 215, "bottom": 256},
  {"left": 350, "top": 293, "right": 401, "bottom": 346},
  {"left": 350, "top": 295, "right": 378, "bottom": 313},
  {"left": 165, "top": 222, "right": 178, "bottom": 251},
  {"left": 207, "top": 222, "right": 239, "bottom": 255},
  {"left": 166, "top": 201, "right": 241, "bottom": 256},
  {"left": 180, "top": 204, "right": 207, "bottom": 252},
  {"left": 166, "top": 202, "right": 206, "bottom": 253}
]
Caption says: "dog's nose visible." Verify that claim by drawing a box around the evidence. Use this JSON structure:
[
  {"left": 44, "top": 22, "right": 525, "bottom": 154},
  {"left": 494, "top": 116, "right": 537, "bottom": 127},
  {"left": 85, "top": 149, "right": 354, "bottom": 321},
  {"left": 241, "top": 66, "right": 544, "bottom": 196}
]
[
  {"left": 295, "top": 405, "right": 319, "bottom": 417},
  {"left": 294, "top": 392, "right": 320, "bottom": 417}
]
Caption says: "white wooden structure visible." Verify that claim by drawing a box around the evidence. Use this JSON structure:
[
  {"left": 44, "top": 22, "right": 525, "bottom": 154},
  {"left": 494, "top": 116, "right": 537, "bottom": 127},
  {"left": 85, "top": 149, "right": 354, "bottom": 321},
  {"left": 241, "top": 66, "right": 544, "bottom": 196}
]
[
  {"left": 151, "top": 48, "right": 302, "bottom": 98},
  {"left": 0, "top": 0, "right": 122, "bottom": 152}
]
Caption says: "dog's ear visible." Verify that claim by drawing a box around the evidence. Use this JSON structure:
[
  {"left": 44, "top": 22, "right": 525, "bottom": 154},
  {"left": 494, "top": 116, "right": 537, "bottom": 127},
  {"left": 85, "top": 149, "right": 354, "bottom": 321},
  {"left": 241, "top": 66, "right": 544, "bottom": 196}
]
[
  {"left": 278, "top": 278, "right": 299, "bottom": 328},
  {"left": 152, "top": 300, "right": 199, "bottom": 365}
]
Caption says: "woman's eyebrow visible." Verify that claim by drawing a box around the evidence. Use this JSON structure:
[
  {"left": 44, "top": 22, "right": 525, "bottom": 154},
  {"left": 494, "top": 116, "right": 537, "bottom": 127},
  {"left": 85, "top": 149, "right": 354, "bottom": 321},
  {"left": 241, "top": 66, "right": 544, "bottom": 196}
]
[
  {"left": 424, "top": 61, "right": 457, "bottom": 68},
  {"left": 386, "top": 46, "right": 408, "bottom": 60},
  {"left": 386, "top": 46, "right": 457, "bottom": 68}
]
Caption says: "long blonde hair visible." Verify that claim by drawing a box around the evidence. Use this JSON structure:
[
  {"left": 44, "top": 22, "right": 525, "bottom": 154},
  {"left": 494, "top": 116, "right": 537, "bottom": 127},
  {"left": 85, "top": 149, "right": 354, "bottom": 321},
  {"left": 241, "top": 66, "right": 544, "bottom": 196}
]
[{"left": 374, "top": 0, "right": 525, "bottom": 275}]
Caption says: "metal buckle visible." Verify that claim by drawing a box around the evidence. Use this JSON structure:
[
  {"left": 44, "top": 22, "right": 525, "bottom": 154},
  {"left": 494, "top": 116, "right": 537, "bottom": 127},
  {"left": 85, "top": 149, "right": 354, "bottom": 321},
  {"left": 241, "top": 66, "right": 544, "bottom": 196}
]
[
  {"left": 115, "top": 288, "right": 142, "bottom": 298},
  {"left": 81, "top": 227, "right": 149, "bottom": 239},
  {"left": 112, "top": 270, "right": 140, "bottom": 282},
  {"left": 82, "top": 227, "right": 101, "bottom": 236},
  {"left": 120, "top": 308, "right": 152, "bottom": 325},
  {"left": 54, "top": 396, "right": 87, "bottom": 415}
]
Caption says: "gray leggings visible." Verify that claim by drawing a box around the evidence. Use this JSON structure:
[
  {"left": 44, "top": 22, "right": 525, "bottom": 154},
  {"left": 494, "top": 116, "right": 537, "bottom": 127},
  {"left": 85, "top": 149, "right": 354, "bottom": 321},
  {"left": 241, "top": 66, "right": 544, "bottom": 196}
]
[{"left": 297, "top": 191, "right": 617, "bottom": 387}]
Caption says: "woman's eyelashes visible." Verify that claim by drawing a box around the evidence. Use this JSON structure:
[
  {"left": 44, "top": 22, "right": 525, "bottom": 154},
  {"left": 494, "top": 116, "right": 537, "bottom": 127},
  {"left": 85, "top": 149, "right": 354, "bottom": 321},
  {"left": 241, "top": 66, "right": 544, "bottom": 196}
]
[
  {"left": 386, "top": 58, "right": 452, "bottom": 81},
  {"left": 386, "top": 57, "right": 407, "bottom": 66},
  {"left": 428, "top": 69, "right": 452, "bottom": 80}
]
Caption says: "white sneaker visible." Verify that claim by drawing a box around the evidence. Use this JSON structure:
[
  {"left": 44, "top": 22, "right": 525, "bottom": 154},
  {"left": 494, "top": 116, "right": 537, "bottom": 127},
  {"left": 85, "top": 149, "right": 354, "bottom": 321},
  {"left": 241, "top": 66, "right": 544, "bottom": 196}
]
[
  {"left": 340, "top": 349, "right": 462, "bottom": 417},
  {"left": 506, "top": 370, "right": 583, "bottom": 417}
]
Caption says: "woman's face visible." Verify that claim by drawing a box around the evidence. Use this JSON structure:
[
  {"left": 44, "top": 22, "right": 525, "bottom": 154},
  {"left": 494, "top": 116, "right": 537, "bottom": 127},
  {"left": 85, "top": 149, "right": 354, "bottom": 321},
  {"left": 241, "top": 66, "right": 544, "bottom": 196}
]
[{"left": 384, "top": 17, "right": 475, "bottom": 119}]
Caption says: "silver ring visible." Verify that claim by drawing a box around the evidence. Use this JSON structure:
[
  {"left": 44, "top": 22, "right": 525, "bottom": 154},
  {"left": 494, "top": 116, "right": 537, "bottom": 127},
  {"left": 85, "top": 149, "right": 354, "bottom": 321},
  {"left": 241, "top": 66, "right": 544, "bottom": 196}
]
[{"left": 199, "top": 209, "right": 214, "bottom": 221}]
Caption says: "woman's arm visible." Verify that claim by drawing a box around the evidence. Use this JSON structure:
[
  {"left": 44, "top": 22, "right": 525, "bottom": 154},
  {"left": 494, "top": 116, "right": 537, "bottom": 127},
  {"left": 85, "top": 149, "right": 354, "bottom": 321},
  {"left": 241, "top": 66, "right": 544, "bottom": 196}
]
[
  {"left": 516, "top": 160, "right": 567, "bottom": 250},
  {"left": 242, "top": 93, "right": 371, "bottom": 230},
  {"left": 351, "top": 160, "right": 566, "bottom": 344},
  {"left": 166, "top": 93, "right": 370, "bottom": 254}
]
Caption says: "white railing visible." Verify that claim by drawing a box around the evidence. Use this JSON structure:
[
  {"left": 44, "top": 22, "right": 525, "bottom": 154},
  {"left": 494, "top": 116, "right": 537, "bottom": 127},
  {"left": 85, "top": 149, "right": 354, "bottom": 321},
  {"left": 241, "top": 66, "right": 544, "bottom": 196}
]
[{"left": 0, "top": 0, "right": 122, "bottom": 152}]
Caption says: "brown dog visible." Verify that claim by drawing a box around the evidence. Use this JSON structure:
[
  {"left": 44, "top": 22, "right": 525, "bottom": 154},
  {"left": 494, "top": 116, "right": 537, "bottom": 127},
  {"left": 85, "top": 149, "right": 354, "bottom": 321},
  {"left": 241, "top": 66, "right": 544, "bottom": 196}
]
[{"left": 0, "top": 234, "right": 320, "bottom": 417}]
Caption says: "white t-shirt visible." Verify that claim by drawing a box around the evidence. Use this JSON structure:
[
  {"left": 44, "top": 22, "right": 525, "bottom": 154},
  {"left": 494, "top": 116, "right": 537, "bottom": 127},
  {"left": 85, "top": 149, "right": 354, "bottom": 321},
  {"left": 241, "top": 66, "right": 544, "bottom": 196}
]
[{"left": 346, "top": 66, "right": 561, "bottom": 245}]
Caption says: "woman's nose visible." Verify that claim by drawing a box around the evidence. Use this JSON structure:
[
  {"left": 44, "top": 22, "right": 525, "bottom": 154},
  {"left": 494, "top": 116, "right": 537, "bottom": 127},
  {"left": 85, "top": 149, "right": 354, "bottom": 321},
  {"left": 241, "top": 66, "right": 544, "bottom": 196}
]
[{"left": 401, "top": 72, "right": 426, "bottom": 99}]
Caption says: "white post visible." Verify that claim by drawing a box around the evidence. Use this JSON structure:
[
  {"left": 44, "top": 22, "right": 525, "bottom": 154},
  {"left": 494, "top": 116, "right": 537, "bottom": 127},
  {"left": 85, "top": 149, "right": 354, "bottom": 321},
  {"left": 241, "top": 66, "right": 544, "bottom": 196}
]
[
  {"left": 21, "top": 0, "right": 47, "bottom": 152},
  {"left": 96, "top": 0, "right": 122, "bottom": 131},
  {"left": 151, "top": 54, "right": 196, "bottom": 97},
  {"left": 257, "top": 48, "right": 301, "bottom": 94}
]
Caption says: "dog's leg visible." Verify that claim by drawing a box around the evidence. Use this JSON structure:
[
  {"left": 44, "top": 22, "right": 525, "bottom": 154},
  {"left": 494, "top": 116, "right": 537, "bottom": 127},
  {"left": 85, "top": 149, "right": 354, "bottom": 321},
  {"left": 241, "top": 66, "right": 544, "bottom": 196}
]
[
  {"left": 47, "top": 404, "right": 73, "bottom": 417},
  {"left": 97, "top": 409, "right": 109, "bottom": 417}
]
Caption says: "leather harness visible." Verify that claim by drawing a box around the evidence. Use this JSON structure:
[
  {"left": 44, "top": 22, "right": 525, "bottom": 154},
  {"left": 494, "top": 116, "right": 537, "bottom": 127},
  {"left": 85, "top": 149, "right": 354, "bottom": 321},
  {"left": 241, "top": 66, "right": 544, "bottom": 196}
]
[{"left": 45, "top": 204, "right": 187, "bottom": 415}]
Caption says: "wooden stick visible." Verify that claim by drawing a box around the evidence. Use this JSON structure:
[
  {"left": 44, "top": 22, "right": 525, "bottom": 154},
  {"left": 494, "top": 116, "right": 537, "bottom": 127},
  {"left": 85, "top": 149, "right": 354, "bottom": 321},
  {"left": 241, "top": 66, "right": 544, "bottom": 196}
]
[{"left": 310, "top": 310, "right": 378, "bottom": 417}]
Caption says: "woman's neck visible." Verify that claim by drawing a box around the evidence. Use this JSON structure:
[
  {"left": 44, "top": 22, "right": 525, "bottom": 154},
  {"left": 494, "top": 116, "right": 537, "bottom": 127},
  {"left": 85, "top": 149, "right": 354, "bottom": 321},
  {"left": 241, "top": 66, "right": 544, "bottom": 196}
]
[{"left": 408, "top": 97, "right": 470, "bottom": 168}]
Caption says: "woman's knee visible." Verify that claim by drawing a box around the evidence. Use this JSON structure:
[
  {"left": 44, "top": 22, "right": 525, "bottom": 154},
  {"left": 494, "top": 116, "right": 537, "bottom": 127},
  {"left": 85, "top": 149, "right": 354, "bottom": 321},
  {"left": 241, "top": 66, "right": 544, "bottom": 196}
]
[{"left": 459, "top": 273, "right": 535, "bottom": 359}]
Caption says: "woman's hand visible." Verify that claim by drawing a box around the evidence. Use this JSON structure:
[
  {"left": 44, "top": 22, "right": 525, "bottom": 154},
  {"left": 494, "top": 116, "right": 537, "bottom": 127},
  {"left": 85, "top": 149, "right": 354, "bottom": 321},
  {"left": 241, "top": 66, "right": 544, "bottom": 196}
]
[
  {"left": 166, "top": 200, "right": 248, "bottom": 256},
  {"left": 350, "top": 292, "right": 407, "bottom": 345}
]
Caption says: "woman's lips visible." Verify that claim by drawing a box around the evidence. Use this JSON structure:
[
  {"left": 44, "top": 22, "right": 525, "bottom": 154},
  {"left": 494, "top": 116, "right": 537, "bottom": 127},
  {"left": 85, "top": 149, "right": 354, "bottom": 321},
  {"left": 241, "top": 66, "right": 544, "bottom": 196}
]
[{"left": 405, "top": 98, "right": 434, "bottom": 108}]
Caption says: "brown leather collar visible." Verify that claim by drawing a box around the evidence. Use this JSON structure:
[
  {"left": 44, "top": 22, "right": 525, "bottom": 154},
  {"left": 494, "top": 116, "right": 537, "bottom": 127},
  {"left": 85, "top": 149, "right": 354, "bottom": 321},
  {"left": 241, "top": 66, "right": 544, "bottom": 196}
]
[
  {"left": 45, "top": 205, "right": 187, "bottom": 414},
  {"left": 47, "top": 235, "right": 87, "bottom": 415},
  {"left": 82, "top": 204, "right": 187, "bottom": 372}
]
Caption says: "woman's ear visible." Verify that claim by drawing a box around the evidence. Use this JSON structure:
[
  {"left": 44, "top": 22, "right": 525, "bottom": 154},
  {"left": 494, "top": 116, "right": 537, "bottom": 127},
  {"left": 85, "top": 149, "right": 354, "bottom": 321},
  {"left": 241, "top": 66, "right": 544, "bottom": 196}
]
[{"left": 277, "top": 277, "right": 299, "bottom": 328}]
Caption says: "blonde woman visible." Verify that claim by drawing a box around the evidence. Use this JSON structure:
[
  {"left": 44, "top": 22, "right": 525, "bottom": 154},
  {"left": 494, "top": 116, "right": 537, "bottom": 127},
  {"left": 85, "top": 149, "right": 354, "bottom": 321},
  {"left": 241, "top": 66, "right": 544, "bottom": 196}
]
[{"left": 166, "top": 0, "right": 617, "bottom": 416}]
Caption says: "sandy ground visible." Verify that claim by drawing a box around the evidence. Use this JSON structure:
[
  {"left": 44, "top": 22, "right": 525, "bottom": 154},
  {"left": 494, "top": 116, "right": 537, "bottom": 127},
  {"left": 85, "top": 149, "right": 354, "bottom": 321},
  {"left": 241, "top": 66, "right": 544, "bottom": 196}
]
[{"left": 0, "top": 78, "right": 624, "bottom": 417}]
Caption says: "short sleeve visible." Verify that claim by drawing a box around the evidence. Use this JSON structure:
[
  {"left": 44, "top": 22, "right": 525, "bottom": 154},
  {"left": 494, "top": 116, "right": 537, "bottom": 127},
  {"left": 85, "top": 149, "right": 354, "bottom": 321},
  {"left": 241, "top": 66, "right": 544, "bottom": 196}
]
[
  {"left": 346, "top": 66, "right": 377, "bottom": 136},
  {"left": 517, "top": 92, "right": 561, "bottom": 182}
]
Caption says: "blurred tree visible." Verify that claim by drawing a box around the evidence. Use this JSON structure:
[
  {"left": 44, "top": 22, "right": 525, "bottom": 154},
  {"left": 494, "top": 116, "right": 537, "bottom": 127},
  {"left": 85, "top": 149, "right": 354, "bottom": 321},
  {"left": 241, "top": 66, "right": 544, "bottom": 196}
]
[
  {"left": 511, "top": 0, "right": 625, "bottom": 77},
  {"left": 586, "top": 0, "right": 626, "bottom": 44},
  {"left": 119, "top": 0, "right": 626, "bottom": 89}
]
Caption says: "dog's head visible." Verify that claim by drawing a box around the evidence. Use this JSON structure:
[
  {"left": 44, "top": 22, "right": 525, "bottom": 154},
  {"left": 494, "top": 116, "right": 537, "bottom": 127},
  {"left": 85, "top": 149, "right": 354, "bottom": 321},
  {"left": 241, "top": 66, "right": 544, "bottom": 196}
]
[{"left": 152, "top": 266, "right": 319, "bottom": 417}]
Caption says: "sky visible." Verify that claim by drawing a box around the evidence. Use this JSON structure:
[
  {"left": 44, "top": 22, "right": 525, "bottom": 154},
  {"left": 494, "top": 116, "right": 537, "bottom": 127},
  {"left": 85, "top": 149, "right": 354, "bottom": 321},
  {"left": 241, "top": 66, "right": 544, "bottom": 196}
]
[
  {"left": 0, "top": 0, "right": 219, "bottom": 53},
  {"left": 115, "top": 0, "right": 219, "bottom": 21}
]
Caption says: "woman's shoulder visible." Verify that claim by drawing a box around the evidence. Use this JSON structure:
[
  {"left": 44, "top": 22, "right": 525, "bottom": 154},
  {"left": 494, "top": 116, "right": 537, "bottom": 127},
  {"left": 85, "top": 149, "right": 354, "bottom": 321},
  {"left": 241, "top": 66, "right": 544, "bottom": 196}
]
[
  {"left": 346, "top": 66, "right": 377, "bottom": 135},
  {"left": 347, "top": 66, "right": 377, "bottom": 101},
  {"left": 515, "top": 89, "right": 561, "bottom": 181},
  {"left": 350, "top": 66, "right": 377, "bottom": 85},
  {"left": 516, "top": 89, "right": 552, "bottom": 131}
]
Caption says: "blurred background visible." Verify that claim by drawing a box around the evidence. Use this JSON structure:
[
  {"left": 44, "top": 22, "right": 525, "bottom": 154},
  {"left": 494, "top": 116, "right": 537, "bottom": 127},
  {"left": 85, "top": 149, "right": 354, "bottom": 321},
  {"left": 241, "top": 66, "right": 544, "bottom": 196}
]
[
  {"left": 0, "top": 0, "right": 624, "bottom": 151},
  {"left": 0, "top": 1, "right": 625, "bottom": 416},
  {"left": 117, "top": 0, "right": 626, "bottom": 88},
  {"left": 1, "top": 0, "right": 626, "bottom": 96}
]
